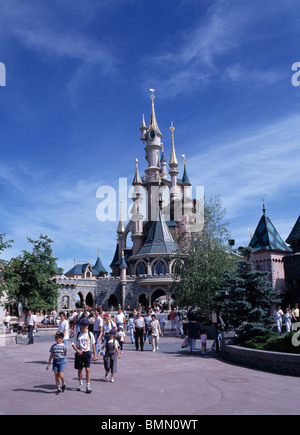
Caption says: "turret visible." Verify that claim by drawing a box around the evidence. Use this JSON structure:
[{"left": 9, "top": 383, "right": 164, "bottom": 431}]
[
  {"left": 160, "top": 143, "right": 167, "bottom": 178},
  {"left": 131, "top": 159, "right": 144, "bottom": 255},
  {"left": 168, "top": 122, "right": 179, "bottom": 221},
  {"left": 140, "top": 114, "right": 147, "bottom": 142}
]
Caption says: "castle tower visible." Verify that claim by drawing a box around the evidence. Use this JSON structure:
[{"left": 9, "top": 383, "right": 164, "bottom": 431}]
[
  {"left": 284, "top": 215, "right": 300, "bottom": 304},
  {"left": 131, "top": 159, "right": 144, "bottom": 255},
  {"left": 246, "top": 203, "right": 291, "bottom": 295},
  {"left": 168, "top": 122, "right": 179, "bottom": 222},
  {"left": 143, "top": 90, "right": 163, "bottom": 222}
]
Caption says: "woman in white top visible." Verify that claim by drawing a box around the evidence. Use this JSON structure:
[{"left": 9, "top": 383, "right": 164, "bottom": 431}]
[
  {"left": 273, "top": 305, "right": 284, "bottom": 335},
  {"left": 283, "top": 308, "right": 292, "bottom": 333}
]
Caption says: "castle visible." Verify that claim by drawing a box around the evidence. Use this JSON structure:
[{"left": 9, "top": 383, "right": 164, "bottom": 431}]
[
  {"left": 54, "top": 92, "right": 199, "bottom": 312},
  {"left": 54, "top": 93, "right": 300, "bottom": 313}
]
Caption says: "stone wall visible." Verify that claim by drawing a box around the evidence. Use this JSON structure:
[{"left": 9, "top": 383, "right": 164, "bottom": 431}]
[{"left": 221, "top": 344, "right": 300, "bottom": 376}]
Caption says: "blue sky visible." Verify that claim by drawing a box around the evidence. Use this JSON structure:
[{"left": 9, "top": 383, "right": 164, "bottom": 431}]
[{"left": 0, "top": 0, "right": 300, "bottom": 272}]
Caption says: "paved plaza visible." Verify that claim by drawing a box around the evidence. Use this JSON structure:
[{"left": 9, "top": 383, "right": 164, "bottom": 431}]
[{"left": 0, "top": 324, "right": 299, "bottom": 416}]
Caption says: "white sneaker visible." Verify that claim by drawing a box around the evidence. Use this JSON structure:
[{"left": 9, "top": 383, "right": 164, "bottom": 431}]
[
  {"left": 152, "top": 349, "right": 156, "bottom": 352},
  {"left": 156, "top": 347, "right": 159, "bottom": 351},
  {"left": 110, "top": 379, "right": 115, "bottom": 383}
]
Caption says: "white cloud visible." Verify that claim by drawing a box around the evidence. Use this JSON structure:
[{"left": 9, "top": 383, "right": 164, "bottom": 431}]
[{"left": 142, "top": 0, "right": 284, "bottom": 97}]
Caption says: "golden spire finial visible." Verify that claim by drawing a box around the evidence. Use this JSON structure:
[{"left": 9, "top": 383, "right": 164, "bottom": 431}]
[
  {"left": 181, "top": 154, "right": 186, "bottom": 166},
  {"left": 248, "top": 228, "right": 253, "bottom": 239},
  {"left": 169, "top": 121, "right": 178, "bottom": 166}
]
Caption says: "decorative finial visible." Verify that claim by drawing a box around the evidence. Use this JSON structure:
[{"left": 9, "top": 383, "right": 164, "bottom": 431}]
[
  {"left": 135, "top": 158, "right": 138, "bottom": 167},
  {"left": 150, "top": 88, "right": 155, "bottom": 102},
  {"left": 161, "top": 142, "right": 164, "bottom": 152},
  {"left": 262, "top": 198, "right": 266, "bottom": 215},
  {"left": 98, "top": 249, "right": 100, "bottom": 258},
  {"left": 248, "top": 228, "right": 253, "bottom": 239},
  {"left": 181, "top": 154, "right": 186, "bottom": 166}
]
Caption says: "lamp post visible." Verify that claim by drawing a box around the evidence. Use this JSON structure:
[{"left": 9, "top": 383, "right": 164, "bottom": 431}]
[
  {"left": 211, "top": 308, "right": 220, "bottom": 353},
  {"left": 223, "top": 290, "right": 230, "bottom": 332}
]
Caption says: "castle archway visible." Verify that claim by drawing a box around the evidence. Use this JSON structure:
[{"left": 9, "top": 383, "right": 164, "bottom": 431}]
[
  {"left": 151, "top": 288, "right": 166, "bottom": 306},
  {"left": 85, "top": 292, "right": 94, "bottom": 309},
  {"left": 108, "top": 294, "right": 118, "bottom": 310}
]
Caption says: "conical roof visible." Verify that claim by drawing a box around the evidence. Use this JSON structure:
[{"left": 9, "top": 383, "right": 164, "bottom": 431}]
[
  {"left": 93, "top": 253, "right": 107, "bottom": 275},
  {"left": 249, "top": 211, "right": 291, "bottom": 253},
  {"left": 148, "top": 99, "right": 162, "bottom": 137},
  {"left": 286, "top": 216, "right": 300, "bottom": 244},
  {"left": 132, "top": 159, "right": 142, "bottom": 185},
  {"left": 137, "top": 210, "right": 183, "bottom": 255}
]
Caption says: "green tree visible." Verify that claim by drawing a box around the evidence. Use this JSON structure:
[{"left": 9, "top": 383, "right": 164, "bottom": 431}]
[
  {"left": 220, "top": 247, "right": 279, "bottom": 331},
  {"left": 2, "top": 234, "right": 60, "bottom": 312},
  {"left": 173, "top": 195, "right": 239, "bottom": 313},
  {"left": 0, "top": 233, "right": 14, "bottom": 299}
]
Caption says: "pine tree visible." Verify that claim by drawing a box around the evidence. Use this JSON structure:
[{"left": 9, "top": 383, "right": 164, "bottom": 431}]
[{"left": 220, "top": 247, "right": 280, "bottom": 331}]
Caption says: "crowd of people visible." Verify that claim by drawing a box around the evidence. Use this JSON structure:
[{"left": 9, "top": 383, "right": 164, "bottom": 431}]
[
  {"left": 3, "top": 301, "right": 299, "bottom": 395},
  {"left": 273, "top": 303, "right": 300, "bottom": 335},
  {"left": 45, "top": 305, "right": 175, "bottom": 395}
]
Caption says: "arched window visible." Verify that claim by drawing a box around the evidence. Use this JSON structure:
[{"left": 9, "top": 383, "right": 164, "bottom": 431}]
[
  {"left": 172, "top": 260, "right": 183, "bottom": 275},
  {"left": 138, "top": 262, "right": 146, "bottom": 275},
  {"left": 152, "top": 260, "right": 167, "bottom": 275}
]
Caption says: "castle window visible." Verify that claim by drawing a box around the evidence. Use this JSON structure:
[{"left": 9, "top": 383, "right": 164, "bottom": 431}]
[
  {"left": 138, "top": 262, "right": 146, "bottom": 275},
  {"left": 152, "top": 260, "right": 167, "bottom": 275}
]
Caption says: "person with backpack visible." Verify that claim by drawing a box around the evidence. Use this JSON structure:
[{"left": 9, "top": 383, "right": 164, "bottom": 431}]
[
  {"left": 71, "top": 318, "right": 96, "bottom": 394},
  {"left": 99, "top": 329, "right": 121, "bottom": 383}
]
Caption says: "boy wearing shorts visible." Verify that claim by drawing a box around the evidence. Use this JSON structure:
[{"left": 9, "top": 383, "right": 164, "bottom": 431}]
[
  {"left": 72, "top": 318, "right": 96, "bottom": 394},
  {"left": 46, "top": 332, "right": 67, "bottom": 395}
]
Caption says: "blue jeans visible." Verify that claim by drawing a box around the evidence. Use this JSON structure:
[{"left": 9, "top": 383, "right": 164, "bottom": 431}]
[
  {"left": 94, "top": 331, "right": 100, "bottom": 355},
  {"left": 28, "top": 325, "right": 34, "bottom": 344},
  {"left": 190, "top": 338, "right": 196, "bottom": 352},
  {"left": 128, "top": 327, "right": 134, "bottom": 343}
]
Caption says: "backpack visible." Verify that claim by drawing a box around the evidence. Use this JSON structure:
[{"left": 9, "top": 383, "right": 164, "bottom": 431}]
[{"left": 105, "top": 337, "right": 116, "bottom": 358}]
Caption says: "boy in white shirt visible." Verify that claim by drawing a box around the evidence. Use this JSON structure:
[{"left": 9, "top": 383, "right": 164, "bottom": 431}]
[
  {"left": 58, "top": 311, "right": 69, "bottom": 360},
  {"left": 72, "top": 319, "right": 96, "bottom": 394}
]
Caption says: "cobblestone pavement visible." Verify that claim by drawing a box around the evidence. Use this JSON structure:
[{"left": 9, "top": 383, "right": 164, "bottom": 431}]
[{"left": 1, "top": 325, "right": 299, "bottom": 415}]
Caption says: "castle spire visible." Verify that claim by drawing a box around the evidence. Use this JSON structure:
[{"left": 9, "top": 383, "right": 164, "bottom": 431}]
[
  {"left": 140, "top": 114, "right": 147, "bottom": 142},
  {"left": 169, "top": 122, "right": 178, "bottom": 167},
  {"left": 148, "top": 89, "right": 162, "bottom": 137},
  {"left": 132, "top": 158, "right": 142, "bottom": 185},
  {"left": 117, "top": 198, "right": 125, "bottom": 234}
]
